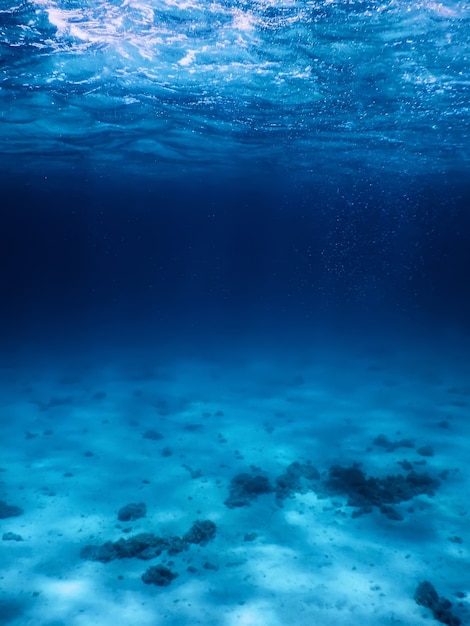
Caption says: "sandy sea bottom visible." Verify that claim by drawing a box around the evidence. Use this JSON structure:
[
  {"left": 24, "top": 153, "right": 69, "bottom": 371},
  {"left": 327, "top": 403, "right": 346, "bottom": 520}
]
[{"left": 1, "top": 327, "right": 469, "bottom": 626}]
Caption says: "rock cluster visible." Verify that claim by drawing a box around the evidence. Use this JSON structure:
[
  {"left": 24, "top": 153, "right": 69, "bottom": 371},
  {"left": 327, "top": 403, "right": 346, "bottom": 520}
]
[
  {"left": 0, "top": 500, "right": 23, "bottom": 519},
  {"left": 81, "top": 518, "right": 217, "bottom": 585},
  {"left": 415, "top": 581, "right": 461, "bottom": 625},
  {"left": 326, "top": 464, "right": 440, "bottom": 520}
]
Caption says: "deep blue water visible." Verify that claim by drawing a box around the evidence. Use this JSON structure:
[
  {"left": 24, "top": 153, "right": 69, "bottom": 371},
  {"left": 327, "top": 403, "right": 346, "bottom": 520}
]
[
  {"left": 1, "top": 0, "right": 469, "bottom": 356},
  {"left": 2, "top": 172, "right": 470, "bottom": 357}
]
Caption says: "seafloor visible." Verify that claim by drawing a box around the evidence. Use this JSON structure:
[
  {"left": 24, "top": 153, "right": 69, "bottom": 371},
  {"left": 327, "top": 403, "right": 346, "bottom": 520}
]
[{"left": 1, "top": 327, "right": 469, "bottom": 626}]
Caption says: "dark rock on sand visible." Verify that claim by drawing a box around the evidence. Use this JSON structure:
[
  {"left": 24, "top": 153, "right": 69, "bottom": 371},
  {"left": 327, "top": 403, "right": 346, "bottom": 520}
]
[
  {"left": 183, "top": 520, "right": 216, "bottom": 546},
  {"left": 225, "top": 472, "right": 273, "bottom": 508},
  {"left": 142, "top": 565, "right": 178, "bottom": 586},
  {"left": 0, "top": 500, "right": 23, "bottom": 519},
  {"left": 325, "top": 464, "right": 440, "bottom": 519},
  {"left": 2, "top": 532, "right": 24, "bottom": 541},
  {"left": 275, "top": 461, "right": 320, "bottom": 502},
  {"left": 415, "top": 580, "right": 461, "bottom": 625},
  {"left": 81, "top": 520, "right": 216, "bottom": 562},
  {"left": 118, "top": 502, "right": 147, "bottom": 522}
]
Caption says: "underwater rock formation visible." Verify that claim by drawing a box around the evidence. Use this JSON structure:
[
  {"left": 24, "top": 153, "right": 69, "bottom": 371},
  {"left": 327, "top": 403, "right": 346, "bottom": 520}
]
[
  {"left": 2, "top": 532, "right": 23, "bottom": 541},
  {"left": 372, "top": 433, "right": 415, "bottom": 452},
  {"left": 142, "top": 564, "right": 178, "bottom": 586},
  {"left": 325, "top": 464, "right": 440, "bottom": 519},
  {"left": 117, "top": 502, "right": 147, "bottom": 522},
  {"left": 0, "top": 500, "right": 23, "bottom": 519},
  {"left": 182, "top": 519, "right": 216, "bottom": 545},
  {"left": 80, "top": 519, "right": 217, "bottom": 562},
  {"left": 224, "top": 459, "right": 441, "bottom": 521},
  {"left": 415, "top": 581, "right": 461, "bottom": 625},
  {"left": 275, "top": 461, "right": 320, "bottom": 503},
  {"left": 225, "top": 472, "right": 273, "bottom": 508}
]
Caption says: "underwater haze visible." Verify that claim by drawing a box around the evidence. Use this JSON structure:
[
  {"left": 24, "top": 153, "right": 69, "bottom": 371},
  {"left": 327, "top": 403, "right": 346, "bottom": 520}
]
[{"left": 1, "top": 1, "right": 470, "bottom": 625}]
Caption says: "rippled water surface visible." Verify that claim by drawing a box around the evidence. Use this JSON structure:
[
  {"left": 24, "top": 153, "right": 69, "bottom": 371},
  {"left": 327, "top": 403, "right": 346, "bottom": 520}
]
[{"left": 1, "top": 0, "right": 469, "bottom": 177}]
